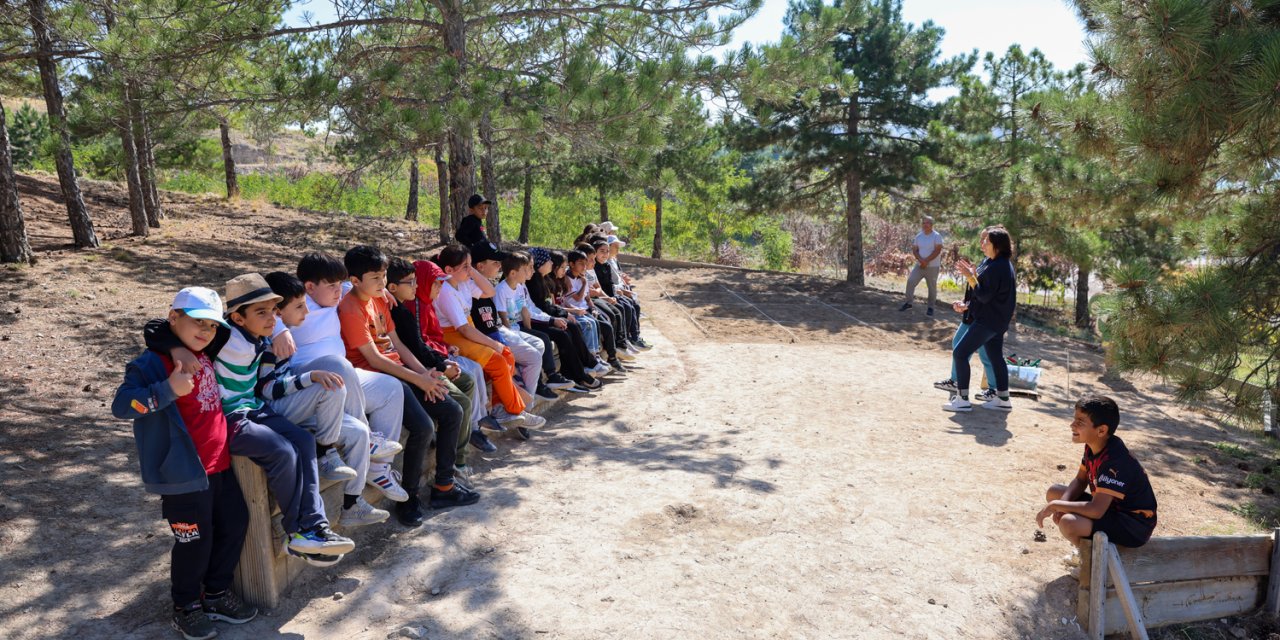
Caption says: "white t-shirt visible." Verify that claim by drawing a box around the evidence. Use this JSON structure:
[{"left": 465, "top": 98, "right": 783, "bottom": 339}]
[
  {"left": 494, "top": 280, "right": 525, "bottom": 326},
  {"left": 563, "top": 277, "right": 590, "bottom": 310},
  {"left": 434, "top": 280, "right": 482, "bottom": 329},
  {"left": 282, "top": 283, "right": 353, "bottom": 367},
  {"left": 913, "top": 230, "right": 945, "bottom": 268}
]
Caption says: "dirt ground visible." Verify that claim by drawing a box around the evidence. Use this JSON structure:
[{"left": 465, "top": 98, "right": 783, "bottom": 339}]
[{"left": 2, "top": 173, "right": 1278, "bottom": 640}]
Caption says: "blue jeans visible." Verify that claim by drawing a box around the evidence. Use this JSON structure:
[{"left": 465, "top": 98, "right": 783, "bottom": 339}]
[
  {"left": 953, "top": 322, "right": 1009, "bottom": 393},
  {"left": 951, "top": 322, "right": 997, "bottom": 389}
]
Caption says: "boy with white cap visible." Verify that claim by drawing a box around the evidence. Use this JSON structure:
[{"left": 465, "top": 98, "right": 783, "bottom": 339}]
[
  {"left": 144, "top": 274, "right": 355, "bottom": 564},
  {"left": 113, "top": 287, "right": 258, "bottom": 640}
]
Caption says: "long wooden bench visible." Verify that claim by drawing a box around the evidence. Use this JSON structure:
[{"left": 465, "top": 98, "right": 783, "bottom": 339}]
[{"left": 1077, "top": 530, "right": 1280, "bottom": 638}]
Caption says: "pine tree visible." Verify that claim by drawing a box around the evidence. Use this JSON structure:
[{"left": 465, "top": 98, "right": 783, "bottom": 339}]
[{"left": 0, "top": 104, "right": 34, "bottom": 264}]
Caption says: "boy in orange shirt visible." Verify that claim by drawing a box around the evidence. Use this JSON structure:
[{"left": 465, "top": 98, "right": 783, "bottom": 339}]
[{"left": 337, "top": 245, "right": 478, "bottom": 526}]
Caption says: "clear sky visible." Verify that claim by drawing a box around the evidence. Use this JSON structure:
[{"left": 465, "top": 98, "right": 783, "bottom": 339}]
[
  {"left": 285, "top": 0, "right": 1090, "bottom": 73},
  {"left": 714, "top": 0, "right": 1090, "bottom": 71}
]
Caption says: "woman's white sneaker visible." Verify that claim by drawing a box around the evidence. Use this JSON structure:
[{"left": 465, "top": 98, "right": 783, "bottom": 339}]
[
  {"left": 942, "top": 397, "right": 973, "bottom": 412},
  {"left": 981, "top": 398, "right": 1014, "bottom": 411}
]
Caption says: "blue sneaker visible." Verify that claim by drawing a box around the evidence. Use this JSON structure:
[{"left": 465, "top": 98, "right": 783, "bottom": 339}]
[{"left": 288, "top": 525, "right": 354, "bottom": 555}]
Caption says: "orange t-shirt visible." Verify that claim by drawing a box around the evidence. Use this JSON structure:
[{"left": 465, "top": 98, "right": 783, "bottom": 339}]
[{"left": 338, "top": 291, "right": 402, "bottom": 371}]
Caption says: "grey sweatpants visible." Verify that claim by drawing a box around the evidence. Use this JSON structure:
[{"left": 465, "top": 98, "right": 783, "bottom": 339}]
[
  {"left": 904, "top": 265, "right": 941, "bottom": 309},
  {"left": 279, "top": 355, "right": 377, "bottom": 498}
]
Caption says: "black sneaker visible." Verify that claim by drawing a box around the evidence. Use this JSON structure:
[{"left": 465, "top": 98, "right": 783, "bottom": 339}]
[
  {"left": 933, "top": 378, "right": 958, "bottom": 393},
  {"left": 203, "top": 591, "right": 257, "bottom": 625},
  {"left": 566, "top": 383, "right": 593, "bottom": 394},
  {"left": 469, "top": 430, "right": 498, "bottom": 453},
  {"left": 926, "top": 307, "right": 934, "bottom": 317},
  {"left": 172, "top": 604, "right": 216, "bottom": 640},
  {"left": 632, "top": 337, "right": 653, "bottom": 350},
  {"left": 429, "top": 483, "right": 481, "bottom": 509},
  {"left": 477, "top": 415, "right": 506, "bottom": 432},
  {"left": 608, "top": 359, "right": 627, "bottom": 372},
  {"left": 545, "top": 373, "right": 575, "bottom": 389},
  {"left": 535, "top": 385, "right": 559, "bottom": 400},
  {"left": 577, "top": 378, "right": 602, "bottom": 390},
  {"left": 394, "top": 495, "right": 426, "bottom": 527},
  {"left": 513, "top": 426, "right": 532, "bottom": 441},
  {"left": 899, "top": 303, "right": 912, "bottom": 311}
]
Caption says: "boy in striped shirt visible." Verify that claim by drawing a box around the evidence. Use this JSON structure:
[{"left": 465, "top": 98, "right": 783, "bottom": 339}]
[{"left": 146, "top": 273, "right": 354, "bottom": 558}]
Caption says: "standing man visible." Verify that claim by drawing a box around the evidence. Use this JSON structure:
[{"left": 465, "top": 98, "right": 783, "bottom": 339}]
[
  {"left": 900, "top": 215, "right": 944, "bottom": 317},
  {"left": 456, "top": 194, "right": 491, "bottom": 247}
]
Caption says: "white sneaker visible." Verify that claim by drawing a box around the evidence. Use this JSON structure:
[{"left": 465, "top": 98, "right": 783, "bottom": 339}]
[
  {"left": 520, "top": 413, "right": 547, "bottom": 428},
  {"left": 367, "top": 466, "right": 409, "bottom": 502},
  {"left": 318, "top": 449, "right": 357, "bottom": 482},
  {"left": 589, "top": 362, "right": 611, "bottom": 376},
  {"left": 493, "top": 406, "right": 528, "bottom": 427},
  {"left": 625, "top": 345, "right": 640, "bottom": 356},
  {"left": 340, "top": 497, "right": 390, "bottom": 527},
  {"left": 368, "top": 431, "right": 403, "bottom": 461},
  {"left": 615, "top": 349, "right": 636, "bottom": 362},
  {"left": 453, "top": 464, "right": 475, "bottom": 490},
  {"left": 981, "top": 397, "right": 1014, "bottom": 411},
  {"left": 942, "top": 397, "right": 973, "bottom": 412}
]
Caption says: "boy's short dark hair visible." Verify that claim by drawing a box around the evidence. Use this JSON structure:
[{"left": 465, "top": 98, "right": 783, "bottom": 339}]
[
  {"left": 566, "top": 250, "right": 587, "bottom": 265},
  {"left": 587, "top": 234, "right": 608, "bottom": 245},
  {"left": 591, "top": 239, "right": 610, "bottom": 251},
  {"left": 344, "top": 245, "right": 389, "bottom": 280},
  {"left": 437, "top": 244, "right": 470, "bottom": 270},
  {"left": 263, "top": 271, "right": 306, "bottom": 306},
  {"left": 1076, "top": 395, "right": 1120, "bottom": 436},
  {"left": 387, "top": 257, "right": 414, "bottom": 285},
  {"left": 297, "top": 252, "right": 347, "bottom": 284},
  {"left": 575, "top": 243, "right": 595, "bottom": 255},
  {"left": 502, "top": 251, "right": 531, "bottom": 276}
]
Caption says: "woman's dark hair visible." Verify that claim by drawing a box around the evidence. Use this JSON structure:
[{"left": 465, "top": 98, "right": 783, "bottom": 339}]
[
  {"left": 986, "top": 228, "right": 1013, "bottom": 258},
  {"left": 296, "top": 252, "right": 348, "bottom": 284},
  {"left": 264, "top": 271, "right": 306, "bottom": 305},
  {"left": 343, "top": 245, "right": 389, "bottom": 279},
  {"left": 548, "top": 251, "right": 569, "bottom": 296},
  {"left": 1075, "top": 396, "right": 1120, "bottom": 436},
  {"left": 436, "top": 244, "right": 471, "bottom": 270}
]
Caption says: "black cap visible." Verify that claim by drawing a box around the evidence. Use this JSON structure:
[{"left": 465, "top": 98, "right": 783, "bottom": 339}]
[
  {"left": 470, "top": 241, "right": 509, "bottom": 264},
  {"left": 467, "top": 194, "right": 491, "bottom": 208}
]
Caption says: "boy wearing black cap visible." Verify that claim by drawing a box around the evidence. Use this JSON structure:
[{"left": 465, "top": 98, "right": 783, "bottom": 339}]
[{"left": 456, "top": 194, "right": 491, "bottom": 247}]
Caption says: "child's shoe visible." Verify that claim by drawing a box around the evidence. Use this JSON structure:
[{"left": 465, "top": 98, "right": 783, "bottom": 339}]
[
  {"left": 318, "top": 449, "right": 357, "bottom": 482},
  {"left": 588, "top": 362, "right": 611, "bottom": 377},
  {"left": 974, "top": 388, "right": 999, "bottom": 403},
  {"left": 469, "top": 429, "right": 499, "bottom": 453},
  {"left": 981, "top": 397, "right": 1014, "bottom": 412},
  {"left": 545, "top": 373, "right": 576, "bottom": 389},
  {"left": 367, "top": 466, "right": 409, "bottom": 502},
  {"left": 172, "top": 603, "right": 216, "bottom": 640},
  {"left": 535, "top": 384, "right": 559, "bottom": 401},
  {"left": 453, "top": 464, "right": 474, "bottom": 489},
  {"left": 512, "top": 426, "right": 532, "bottom": 441},
  {"left": 492, "top": 406, "right": 528, "bottom": 427},
  {"left": 368, "top": 432, "right": 403, "bottom": 461},
  {"left": 942, "top": 396, "right": 973, "bottom": 412},
  {"left": 518, "top": 412, "right": 546, "bottom": 428},
  {"left": 202, "top": 590, "right": 257, "bottom": 624},
  {"left": 285, "top": 547, "right": 345, "bottom": 567},
  {"left": 616, "top": 348, "right": 636, "bottom": 361},
  {"left": 429, "top": 483, "right": 481, "bottom": 510},
  {"left": 340, "top": 497, "right": 390, "bottom": 527},
  {"left": 607, "top": 358, "right": 627, "bottom": 372},
  {"left": 288, "top": 525, "right": 355, "bottom": 555},
  {"left": 632, "top": 337, "right": 653, "bottom": 351},
  {"left": 394, "top": 495, "right": 426, "bottom": 527},
  {"left": 933, "top": 378, "right": 958, "bottom": 393}
]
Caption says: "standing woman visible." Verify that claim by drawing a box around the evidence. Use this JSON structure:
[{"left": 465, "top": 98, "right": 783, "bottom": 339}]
[
  {"left": 935, "top": 226, "right": 1001, "bottom": 402},
  {"left": 943, "top": 227, "right": 1016, "bottom": 412}
]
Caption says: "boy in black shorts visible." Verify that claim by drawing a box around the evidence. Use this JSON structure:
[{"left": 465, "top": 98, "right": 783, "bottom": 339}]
[{"left": 1037, "top": 395, "right": 1157, "bottom": 547}]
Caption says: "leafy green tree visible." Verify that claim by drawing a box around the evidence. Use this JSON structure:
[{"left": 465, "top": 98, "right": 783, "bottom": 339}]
[
  {"left": 1071, "top": 0, "right": 1280, "bottom": 412},
  {"left": 730, "top": 0, "right": 972, "bottom": 285},
  {"left": 7, "top": 103, "right": 47, "bottom": 168}
]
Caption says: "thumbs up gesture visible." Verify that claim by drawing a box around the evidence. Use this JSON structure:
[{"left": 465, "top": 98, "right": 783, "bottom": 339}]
[{"left": 169, "top": 360, "right": 196, "bottom": 397}]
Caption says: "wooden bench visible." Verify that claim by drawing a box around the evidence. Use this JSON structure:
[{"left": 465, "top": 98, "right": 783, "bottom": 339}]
[{"left": 1077, "top": 530, "right": 1280, "bottom": 638}]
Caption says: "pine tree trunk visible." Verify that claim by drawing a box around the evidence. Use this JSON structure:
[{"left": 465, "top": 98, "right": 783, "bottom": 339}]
[
  {"left": 479, "top": 112, "right": 500, "bottom": 244},
  {"left": 598, "top": 185, "right": 608, "bottom": 222},
  {"left": 131, "top": 87, "right": 161, "bottom": 225},
  {"left": 1075, "top": 265, "right": 1091, "bottom": 328},
  {"left": 0, "top": 105, "right": 34, "bottom": 264},
  {"left": 406, "top": 157, "right": 419, "bottom": 221},
  {"left": 519, "top": 162, "right": 532, "bottom": 245},
  {"left": 844, "top": 100, "right": 864, "bottom": 285},
  {"left": 442, "top": 6, "right": 474, "bottom": 234},
  {"left": 652, "top": 190, "right": 663, "bottom": 259},
  {"left": 119, "top": 89, "right": 148, "bottom": 236},
  {"left": 434, "top": 142, "right": 450, "bottom": 245},
  {"left": 28, "top": 0, "right": 97, "bottom": 248},
  {"left": 219, "top": 119, "right": 239, "bottom": 199}
]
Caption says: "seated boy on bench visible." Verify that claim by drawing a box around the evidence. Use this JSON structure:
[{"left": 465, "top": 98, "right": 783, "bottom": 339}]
[{"left": 1037, "top": 395, "right": 1157, "bottom": 548}]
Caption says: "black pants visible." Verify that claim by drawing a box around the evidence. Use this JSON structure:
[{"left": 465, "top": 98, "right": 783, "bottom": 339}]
[
  {"left": 403, "top": 381, "right": 463, "bottom": 489},
  {"left": 560, "top": 317, "right": 599, "bottom": 368},
  {"left": 529, "top": 322, "right": 589, "bottom": 383},
  {"left": 593, "top": 300, "right": 627, "bottom": 348},
  {"left": 616, "top": 295, "right": 641, "bottom": 339},
  {"left": 161, "top": 469, "right": 249, "bottom": 608},
  {"left": 591, "top": 309, "right": 617, "bottom": 359}
]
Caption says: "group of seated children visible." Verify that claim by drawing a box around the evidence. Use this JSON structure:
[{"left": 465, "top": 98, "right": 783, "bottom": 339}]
[{"left": 113, "top": 217, "right": 653, "bottom": 640}]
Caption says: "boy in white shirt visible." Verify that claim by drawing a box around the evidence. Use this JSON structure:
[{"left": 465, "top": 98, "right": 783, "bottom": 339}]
[{"left": 495, "top": 251, "right": 596, "bottom": 393}]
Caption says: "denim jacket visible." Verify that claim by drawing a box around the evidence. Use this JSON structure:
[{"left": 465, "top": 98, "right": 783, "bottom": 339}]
[{"left": 111, "top": 350, "right": 210, "bottom": 495}]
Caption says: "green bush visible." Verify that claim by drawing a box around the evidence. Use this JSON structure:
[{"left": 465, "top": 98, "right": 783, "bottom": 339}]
[{"left": 8, "top": 104, "right": 49, "bottom": 169}]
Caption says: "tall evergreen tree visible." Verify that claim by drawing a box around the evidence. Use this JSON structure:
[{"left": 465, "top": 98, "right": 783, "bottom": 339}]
[{"left": 730, "top": 0, "right": 971, "bottom": 284}]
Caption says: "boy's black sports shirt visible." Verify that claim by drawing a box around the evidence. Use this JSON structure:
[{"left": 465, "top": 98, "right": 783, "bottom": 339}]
[{"left": 1080, "top": 435, "right": 1157, "bottom": 520}]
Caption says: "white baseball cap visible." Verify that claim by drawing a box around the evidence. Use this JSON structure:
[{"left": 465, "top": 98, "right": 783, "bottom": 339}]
[
  {"left": 171, "top": 287, "right": 231, "bottom": 328},
  {"left": 599, "top": 221, "right": 621, "bottom": 234}
]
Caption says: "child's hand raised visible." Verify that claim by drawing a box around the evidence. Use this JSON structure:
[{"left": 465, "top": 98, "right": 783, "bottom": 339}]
[
  {"left": 169, "top": 362, "right": 195, "bottom": 397},
  {"left": 309, "top": 371, "right": 344, "bottom": 391}
]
